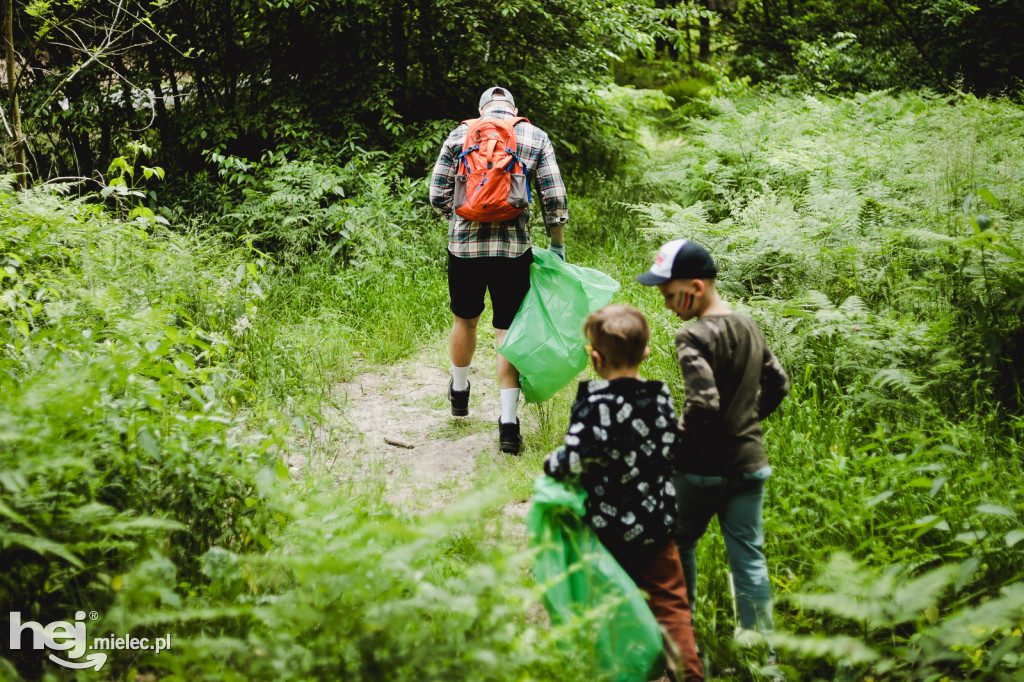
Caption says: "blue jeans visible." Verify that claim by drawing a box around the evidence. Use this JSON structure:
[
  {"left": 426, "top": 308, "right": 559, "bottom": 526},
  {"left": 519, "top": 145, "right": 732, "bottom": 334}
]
[{"left": 674, "top": 468, "right": 774, "bottom": 632}]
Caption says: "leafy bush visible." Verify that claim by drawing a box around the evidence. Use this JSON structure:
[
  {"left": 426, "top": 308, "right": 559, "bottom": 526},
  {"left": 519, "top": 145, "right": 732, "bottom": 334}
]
[
  {"left": 0, "top": 182, "right": 285, "bottom": 677},
  {"left": 632, "top": 90, "right": 1024, "bottom": 417},
  {"left": 776, "top": 553, "right": 1024, "bottom": 680},
  {"left": 77, "top": 488, "right": 598, "bottom": 681}
]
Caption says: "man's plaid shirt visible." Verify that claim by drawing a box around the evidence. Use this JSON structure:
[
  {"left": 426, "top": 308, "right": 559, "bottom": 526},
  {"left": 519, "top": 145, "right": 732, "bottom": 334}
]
[{"left": 429, "top": 108, "right": 569, "bottom": 258}]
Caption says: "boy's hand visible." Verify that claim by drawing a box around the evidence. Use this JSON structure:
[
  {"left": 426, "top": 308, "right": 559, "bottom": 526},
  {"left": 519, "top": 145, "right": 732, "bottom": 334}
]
[
  {"left": 543, "top": 446, "right": 570, "bottom": 479},
  {"left": 549, "top": 244, "right": 566, "bottom": 261}
]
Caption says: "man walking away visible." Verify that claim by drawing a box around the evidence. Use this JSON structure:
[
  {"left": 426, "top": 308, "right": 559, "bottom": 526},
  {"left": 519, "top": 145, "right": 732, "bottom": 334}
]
[{"left": 429, "top": 86, "right": 569, "bottom": 455}]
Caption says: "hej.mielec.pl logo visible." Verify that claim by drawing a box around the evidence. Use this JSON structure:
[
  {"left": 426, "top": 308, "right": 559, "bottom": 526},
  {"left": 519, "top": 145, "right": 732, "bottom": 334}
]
[{"left": 9, "top": 611, "right": 171, "bottom": 671}]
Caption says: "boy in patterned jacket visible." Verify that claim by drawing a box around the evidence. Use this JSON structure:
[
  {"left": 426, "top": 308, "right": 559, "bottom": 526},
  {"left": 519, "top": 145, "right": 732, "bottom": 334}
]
[{"left": 544, "top": 304, "right": 704, "bottom": 682}]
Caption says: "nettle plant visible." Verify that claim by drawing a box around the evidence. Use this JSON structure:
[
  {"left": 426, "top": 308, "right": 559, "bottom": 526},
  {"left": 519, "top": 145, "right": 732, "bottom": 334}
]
[{"left": 101, "top": 142, "right": 168, "bottom": 225}]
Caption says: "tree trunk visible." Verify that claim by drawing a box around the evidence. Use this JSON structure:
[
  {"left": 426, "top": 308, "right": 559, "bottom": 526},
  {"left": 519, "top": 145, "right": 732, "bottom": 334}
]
[
  {"left": 390, "top": 1, "right": 408, "bottom": 115},
  {"left": 684, "top": 0, "right": 693, "bottom": 65},
  {"left": 698, "top": 1, "right": 711, "bottom": 62},
  {"left": 3, "top": 0, "right": 28, "bottom": 188}
]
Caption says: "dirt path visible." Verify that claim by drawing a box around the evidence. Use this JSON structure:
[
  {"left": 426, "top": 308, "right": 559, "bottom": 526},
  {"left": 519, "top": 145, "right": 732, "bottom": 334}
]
[
  {"left": 309, "top": 348, "right": 671, "bottom": 682},
  {"left": 313, "top": 347, "right": 521, "bottom": 513}
]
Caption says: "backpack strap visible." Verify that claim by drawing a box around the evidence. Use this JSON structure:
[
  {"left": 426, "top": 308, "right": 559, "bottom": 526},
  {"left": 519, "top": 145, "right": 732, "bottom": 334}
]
[
  {"left": 456, "top": 145, "right": 478, "bottom": 174},
  {"left": 504, "top": 147, "right": 531, "bottom": 204},
  {"left": 503, "top": 117, "right": 532, "bottom": 203},
  {"left": 457, "top": 118, "right": 480, "bottom": 174}
]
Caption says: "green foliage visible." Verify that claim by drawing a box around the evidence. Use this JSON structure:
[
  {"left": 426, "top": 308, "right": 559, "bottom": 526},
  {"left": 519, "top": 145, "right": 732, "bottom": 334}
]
[
  {"left": 92, "top": 490, "right": 599, "bottom": 681},
  {"left": 633, "top": 89, "right": 1024, "bottom": 415},
  {"left": 777, "top": 553, "right": 1024, "bottom": 679},
  {"left": 202, "top": 150, "right": 438, "bottom": 268},
  {"left": 101, "top": 141, "right": 168, "bottom": 224},
  {"left": 188, "top": 148, "right": 451, "bottom": 365},
  {"left": 729, "top": 0, "right": 1024, "bottom": 95},
  {"left": 0, "top": 184, "right": 286, "bottom": 677}
]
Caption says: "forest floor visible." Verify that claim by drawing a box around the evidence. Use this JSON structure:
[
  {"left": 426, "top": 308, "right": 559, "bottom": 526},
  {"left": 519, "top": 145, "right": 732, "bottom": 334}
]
[
  {"left": 310, "top": 344, "right": 675, "bottom": 682},
  {"left": 310, "top": 337, "right": 533, "bottom": 523}
]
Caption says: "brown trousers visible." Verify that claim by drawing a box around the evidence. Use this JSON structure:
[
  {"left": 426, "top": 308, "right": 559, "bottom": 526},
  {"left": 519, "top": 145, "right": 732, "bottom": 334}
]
[{"left": 618, "top": 540, "right": 705, "bottom": 682}]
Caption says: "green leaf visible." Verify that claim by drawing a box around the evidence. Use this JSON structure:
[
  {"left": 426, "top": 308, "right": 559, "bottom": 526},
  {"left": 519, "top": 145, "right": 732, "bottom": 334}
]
[
  {"left": 976, "top": 187, "right": 1000, "bottom": 209},
  {"left": 866, "top": 490, "right": 893, "bottom": 507},
  {"left": 962, "top": 191, "right": 974, "bottom": 216},
  {"left": 976, "top": 503, "right": 1015, "bottom": 518},
  {"left": 109, "top": 156, "right": 130, "bottom": 174},
  {"left": 2, "top": 532, "right": 84, "bottom": 568},
  {"left": 1005, "top": 529, "right": 1024, "bottom": 548},
  {"left": 955, "top": 530, "right": 988, "bottom": 544},
  {"left": 954, "top": 556, "right": 980, "bottom": 592},
  {"left": 136, "top": 427, "right": 161, "bottom": 457},
  {"left": 105, "top": 516, "right": 184, "bottom": 535}
]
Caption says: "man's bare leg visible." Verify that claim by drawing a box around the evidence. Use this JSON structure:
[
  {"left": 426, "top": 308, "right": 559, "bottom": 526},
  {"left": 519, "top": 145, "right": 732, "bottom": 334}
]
[
  {"left": 448, "top": 315, "right": 479, "bottom": 416},
  {"left": 450, "top": 314, "right": 479, "bottom": 370}
]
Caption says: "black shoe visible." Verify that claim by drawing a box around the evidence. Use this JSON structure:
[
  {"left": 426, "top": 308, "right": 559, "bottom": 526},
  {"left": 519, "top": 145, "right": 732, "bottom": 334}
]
[
  {"left": 498, "top": 418, "right": 522, "bottom": 455},
  {"left": 448, "top": 379, "right": 470, "bottom": 416}
]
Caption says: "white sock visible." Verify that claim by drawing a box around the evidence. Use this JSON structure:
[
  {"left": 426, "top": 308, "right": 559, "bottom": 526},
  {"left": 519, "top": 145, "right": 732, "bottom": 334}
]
[
  {"left": 452, "top": 365, "right": 470, "bottom": 391},
  {"left": 500, "top": 388, "right": 520, "bottom": 424}
]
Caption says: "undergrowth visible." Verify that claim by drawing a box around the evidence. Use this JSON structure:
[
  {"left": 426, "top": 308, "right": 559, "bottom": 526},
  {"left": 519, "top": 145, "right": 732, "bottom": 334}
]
[
  {"left": 4, "top": 87, "right": 1024, "bottom": 681},
  {"left": 617, "top": 89, "right": 1024, "bottom": 679}
]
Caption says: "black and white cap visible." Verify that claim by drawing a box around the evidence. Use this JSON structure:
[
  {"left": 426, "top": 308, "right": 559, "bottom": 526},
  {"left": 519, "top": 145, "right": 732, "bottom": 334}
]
[{"left": 635, "top": 239, "right": 717, "bottom": 286}]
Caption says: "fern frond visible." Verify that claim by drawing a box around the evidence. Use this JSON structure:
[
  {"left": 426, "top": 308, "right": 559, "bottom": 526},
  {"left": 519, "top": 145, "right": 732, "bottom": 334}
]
[
  {"left": 870, "top": 368, "right": 925, "bottom": 399},
  {"left": 893, "top": 226, "right": 957, "bottom": 245},
  {"left": 839, "top": 295, "right": 869, "bottom": 317},
  {"left": 803, "top": 290, "right": 834, "bottom": 310}
]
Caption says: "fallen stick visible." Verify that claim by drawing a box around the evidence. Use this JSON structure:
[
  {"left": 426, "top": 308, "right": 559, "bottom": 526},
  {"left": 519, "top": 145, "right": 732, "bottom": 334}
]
[{"left": 384, "top": 437, "right": 415, "bottom": 449}]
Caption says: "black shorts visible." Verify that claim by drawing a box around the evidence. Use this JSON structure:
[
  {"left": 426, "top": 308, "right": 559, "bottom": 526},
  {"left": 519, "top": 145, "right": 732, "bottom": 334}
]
[{"left": 447, "top": 249, "right": 532, "bottom": 329}]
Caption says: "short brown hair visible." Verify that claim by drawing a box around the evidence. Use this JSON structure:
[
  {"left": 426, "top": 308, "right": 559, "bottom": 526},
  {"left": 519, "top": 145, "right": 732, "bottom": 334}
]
[{"left": 584, "top": 304, "right": 650, "bottom": 369}]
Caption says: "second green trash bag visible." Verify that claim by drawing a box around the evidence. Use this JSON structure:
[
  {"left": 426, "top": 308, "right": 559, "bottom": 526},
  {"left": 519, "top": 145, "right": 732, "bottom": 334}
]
[
  {"left": 527, "top": 474, "right": 665, "bottom": 681},
  {"left": 498, "top": 248, "right": 620, "bottom": 403}
]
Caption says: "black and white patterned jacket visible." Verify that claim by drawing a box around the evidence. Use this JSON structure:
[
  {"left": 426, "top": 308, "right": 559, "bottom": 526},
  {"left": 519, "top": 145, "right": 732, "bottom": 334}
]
[{"left": 543, "top": 378, "right": 678, "bottom": 557}]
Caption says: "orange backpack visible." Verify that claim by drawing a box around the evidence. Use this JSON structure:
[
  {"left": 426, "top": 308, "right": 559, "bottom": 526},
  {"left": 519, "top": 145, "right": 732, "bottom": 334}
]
[{"left": 453, "top": 117, "right": 532, "bottom": 223}]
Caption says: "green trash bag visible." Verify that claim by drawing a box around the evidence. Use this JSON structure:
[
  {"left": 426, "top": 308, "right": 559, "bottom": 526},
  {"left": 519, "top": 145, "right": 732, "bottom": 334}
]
[
  {"left": 498, "top": 248, "right": 620, "bottom": 403},
  {"left": 526, "top": 474, "right": 665, "bottom": 682}
]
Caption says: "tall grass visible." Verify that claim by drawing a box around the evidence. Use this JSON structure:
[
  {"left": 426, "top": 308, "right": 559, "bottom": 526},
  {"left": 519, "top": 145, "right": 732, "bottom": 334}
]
[
  {"left": 5, "top": 87, "right": 1024, "bottom": 680},
  {"left": 500, "top": 89, "right": 1024, "bottom": 679},
  {"left": 602, "top": 89, "right": 1024, "bottom": 679}
]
